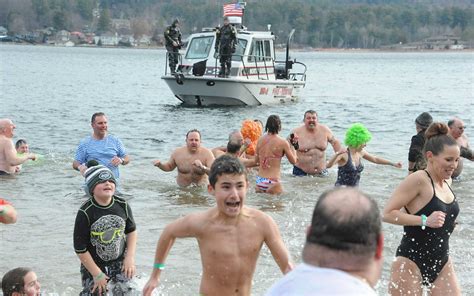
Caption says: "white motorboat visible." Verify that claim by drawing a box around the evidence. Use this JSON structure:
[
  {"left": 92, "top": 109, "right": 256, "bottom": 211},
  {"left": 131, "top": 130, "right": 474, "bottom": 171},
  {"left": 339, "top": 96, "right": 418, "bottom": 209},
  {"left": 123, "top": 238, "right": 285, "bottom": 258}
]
[{"left": 162, "top": 24, "right": 307, "bottom": 106}]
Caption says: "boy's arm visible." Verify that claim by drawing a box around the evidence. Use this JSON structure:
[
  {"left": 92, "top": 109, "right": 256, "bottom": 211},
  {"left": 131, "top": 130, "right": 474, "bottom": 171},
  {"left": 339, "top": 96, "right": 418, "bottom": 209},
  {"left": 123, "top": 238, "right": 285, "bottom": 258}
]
[
  {"left": 262, "top": 213, "right": 293, "bottom": 274},
  {"left": 77, "top": 251, "right": 109, "bottom": 294},
  {"left": 143, "top": 214, "right": 201, "bottom": 296},
  {"left": 122, "top": 230, "right": 137, "bottom": 279}
]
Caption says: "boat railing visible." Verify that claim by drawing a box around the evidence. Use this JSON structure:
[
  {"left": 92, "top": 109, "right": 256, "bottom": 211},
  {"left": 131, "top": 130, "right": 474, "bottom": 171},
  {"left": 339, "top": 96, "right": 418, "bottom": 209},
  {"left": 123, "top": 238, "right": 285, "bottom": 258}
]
[{"left": 164, "top": 51, "right": 183, "bottom": 75}]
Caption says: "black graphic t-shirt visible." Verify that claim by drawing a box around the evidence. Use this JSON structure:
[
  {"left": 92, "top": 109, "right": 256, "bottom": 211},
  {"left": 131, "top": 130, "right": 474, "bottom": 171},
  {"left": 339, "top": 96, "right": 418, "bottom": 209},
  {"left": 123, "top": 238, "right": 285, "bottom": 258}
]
[{"left": 73, "top": 196, "right": 136, "bottom": 267}]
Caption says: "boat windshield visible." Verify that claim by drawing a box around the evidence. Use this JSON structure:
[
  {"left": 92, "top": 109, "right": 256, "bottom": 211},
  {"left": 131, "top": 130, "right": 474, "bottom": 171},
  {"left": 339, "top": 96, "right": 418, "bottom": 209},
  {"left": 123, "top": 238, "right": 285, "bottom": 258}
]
[
  {"left": 186, "top": 36, "right": 214, "bottom": 59},
  {"left": 212, "top": 39, "right": 247, "bottom": 61}
]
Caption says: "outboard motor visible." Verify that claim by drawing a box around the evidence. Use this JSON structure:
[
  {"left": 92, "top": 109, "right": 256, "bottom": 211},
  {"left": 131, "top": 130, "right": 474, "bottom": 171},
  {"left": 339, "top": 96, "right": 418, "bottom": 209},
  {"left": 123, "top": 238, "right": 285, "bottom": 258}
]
[{"left": 275, "top": 63, "right": 287, "bottom": 79}]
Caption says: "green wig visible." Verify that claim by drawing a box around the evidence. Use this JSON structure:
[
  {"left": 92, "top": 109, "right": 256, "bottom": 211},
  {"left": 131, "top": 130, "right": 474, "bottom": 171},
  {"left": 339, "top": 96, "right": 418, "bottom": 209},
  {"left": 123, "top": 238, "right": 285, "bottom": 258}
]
[{"left": 344, "top": 123, "right": 372, "bottom": 148}]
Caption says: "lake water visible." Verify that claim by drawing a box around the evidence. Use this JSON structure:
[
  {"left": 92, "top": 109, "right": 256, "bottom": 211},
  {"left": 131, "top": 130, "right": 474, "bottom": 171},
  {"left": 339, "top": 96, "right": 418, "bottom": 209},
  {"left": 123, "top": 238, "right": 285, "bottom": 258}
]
[{"left": 0, "top": 44, "right": 473, "bottom": 295}]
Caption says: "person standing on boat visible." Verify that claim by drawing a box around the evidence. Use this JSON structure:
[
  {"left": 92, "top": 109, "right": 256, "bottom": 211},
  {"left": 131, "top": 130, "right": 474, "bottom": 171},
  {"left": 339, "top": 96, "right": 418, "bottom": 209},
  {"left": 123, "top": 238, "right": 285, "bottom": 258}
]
[
  {"left": 164, "top": 18, "right": 182, "bottom": 74},
  {"left": 215, "top": 16, "right": 236, "bottom": 77}
]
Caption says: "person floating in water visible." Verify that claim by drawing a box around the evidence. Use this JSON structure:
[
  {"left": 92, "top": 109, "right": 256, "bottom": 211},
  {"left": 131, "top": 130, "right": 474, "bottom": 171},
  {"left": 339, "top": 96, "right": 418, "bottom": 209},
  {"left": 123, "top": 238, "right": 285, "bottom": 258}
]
[{"left": 327, "top": 123, "right": 402, "bottom": 187}]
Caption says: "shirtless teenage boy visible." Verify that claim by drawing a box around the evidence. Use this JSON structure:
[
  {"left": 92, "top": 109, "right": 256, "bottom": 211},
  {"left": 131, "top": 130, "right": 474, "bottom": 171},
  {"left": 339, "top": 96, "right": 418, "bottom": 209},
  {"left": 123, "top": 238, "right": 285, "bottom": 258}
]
[
  {"left": 143, "top": 155, "right": 293, "bottom": 296},
  {"left": 290, "top": 110, "right": 341, "bottom": 176},
  {"left": 153, "top": 129, "right": 215, "bottom": 187}
]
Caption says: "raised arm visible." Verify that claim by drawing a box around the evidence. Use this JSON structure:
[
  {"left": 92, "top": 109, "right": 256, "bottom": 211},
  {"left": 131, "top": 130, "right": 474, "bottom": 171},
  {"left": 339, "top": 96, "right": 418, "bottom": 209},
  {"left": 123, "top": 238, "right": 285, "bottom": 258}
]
[
  {"left": 3, "top": 141, "right": 34, "bottom": 166},
  {"left": 326, "top": 150, "right": 347, "bottom": 168},
  {"left": 283, "top": 140, "right": 298, "bottom": 165},
  {"left": 142, "top": 214, "right": 201, "bottom": 296},
  {"left": 153, "top": 151, "right": 178, "bottom": 172},
  {"left": 383, "top": 174, "right": 444, "bottom": 228},
  {"left": 263, "top": 213, "right": 293, "bottom": 274},
  {"left": 328, "top": 131, "right": 342, "bottom": 153},
  {"left": 362, "top": 150, "right": 402, "bottom": 168}
]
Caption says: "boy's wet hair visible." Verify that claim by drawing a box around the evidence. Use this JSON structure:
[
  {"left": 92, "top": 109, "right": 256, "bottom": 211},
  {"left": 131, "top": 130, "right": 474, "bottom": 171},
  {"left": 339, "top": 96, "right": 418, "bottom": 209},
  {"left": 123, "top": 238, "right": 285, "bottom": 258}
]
[{"left": 209, "top": 155, "right": 246, "bottom": 187}]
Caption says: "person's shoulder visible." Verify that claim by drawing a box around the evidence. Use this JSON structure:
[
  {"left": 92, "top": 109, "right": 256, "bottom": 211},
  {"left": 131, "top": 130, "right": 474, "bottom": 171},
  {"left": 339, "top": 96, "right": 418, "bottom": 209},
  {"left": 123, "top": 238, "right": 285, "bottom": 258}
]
[
  {"left": 242, "top": 207, "right": 274, "bottom": 224},
  {"left": 78, "top": 135, "right": 93, "bottom": 145},
  {"left": 77, "top": 198, "right": 94, "bottom": 212}
]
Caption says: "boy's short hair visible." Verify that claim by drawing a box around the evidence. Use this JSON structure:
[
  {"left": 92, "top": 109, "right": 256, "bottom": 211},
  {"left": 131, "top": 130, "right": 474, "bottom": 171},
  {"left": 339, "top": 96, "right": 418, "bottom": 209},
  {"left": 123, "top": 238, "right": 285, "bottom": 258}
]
[{"left": 209, "top": 155, "right": 246, "bottom": 187}]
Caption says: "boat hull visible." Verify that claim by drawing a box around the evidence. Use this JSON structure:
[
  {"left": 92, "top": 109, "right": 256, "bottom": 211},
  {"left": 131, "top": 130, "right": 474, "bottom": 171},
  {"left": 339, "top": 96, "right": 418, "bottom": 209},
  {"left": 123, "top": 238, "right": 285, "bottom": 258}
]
[{"left": 162, "top": 75, "right": 305, "bottom": 106}]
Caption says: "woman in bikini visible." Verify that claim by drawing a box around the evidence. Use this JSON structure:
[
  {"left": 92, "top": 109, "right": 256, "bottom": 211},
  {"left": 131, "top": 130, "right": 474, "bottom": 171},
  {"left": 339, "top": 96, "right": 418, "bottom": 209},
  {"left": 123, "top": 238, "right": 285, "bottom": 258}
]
[
  {"left": 327, "top": 123, "right": 402, "bottom": 187},
  {"left": 383, "top": 122, "right": 461, "bottom": 295},
  {"left": 255, "top": 115, "right": 297, "bottom": 194}
]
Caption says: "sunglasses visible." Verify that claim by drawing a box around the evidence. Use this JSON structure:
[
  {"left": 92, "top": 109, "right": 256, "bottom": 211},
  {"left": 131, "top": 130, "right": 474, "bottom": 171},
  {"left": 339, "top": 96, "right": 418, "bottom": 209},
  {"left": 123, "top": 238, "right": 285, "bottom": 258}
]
[{"left": 91, "top": 227, "right": 125, "bottom": 243}]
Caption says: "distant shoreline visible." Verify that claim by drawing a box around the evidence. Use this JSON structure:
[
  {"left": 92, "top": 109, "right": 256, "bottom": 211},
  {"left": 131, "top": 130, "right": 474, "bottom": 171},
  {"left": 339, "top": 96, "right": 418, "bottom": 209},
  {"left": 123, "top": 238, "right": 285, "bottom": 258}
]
[{"left": 2, "top": 42, "right": 473, "bottom": 53}]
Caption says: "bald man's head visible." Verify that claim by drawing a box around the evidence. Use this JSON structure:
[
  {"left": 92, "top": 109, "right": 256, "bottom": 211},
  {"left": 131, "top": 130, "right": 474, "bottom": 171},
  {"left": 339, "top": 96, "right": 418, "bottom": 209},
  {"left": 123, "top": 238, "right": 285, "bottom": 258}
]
[{"left": 307, "top": 187, "right": 381, "bottom": 256}]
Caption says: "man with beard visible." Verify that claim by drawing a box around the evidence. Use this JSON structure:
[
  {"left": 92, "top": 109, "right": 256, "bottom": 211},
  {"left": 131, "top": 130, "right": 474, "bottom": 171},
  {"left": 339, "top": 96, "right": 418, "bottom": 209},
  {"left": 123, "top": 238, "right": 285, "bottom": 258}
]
[
  {"left": 289, "top": 110, "right": 341, "bottom": 177},
  {"left": 153, "top": 129, "right": 215, "bottom": 187}
]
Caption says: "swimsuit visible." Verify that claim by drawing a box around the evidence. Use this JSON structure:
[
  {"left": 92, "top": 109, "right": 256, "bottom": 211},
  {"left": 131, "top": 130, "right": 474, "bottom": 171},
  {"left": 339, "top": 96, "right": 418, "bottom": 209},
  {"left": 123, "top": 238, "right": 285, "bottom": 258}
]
[
  {"left": 0, "top": 170, "right": 10, "bottom": 175},
  {"left": 256, "top": 176, "right": 279, "bottom": 192},
  {"left": 292, "top": 165, "right": 328, "bottom": 177},
  {"left": 335, "top": 150, "right": 363, "bottom": 186},
  {"left": 395, "top": 170, "right": 459, "bottom": 285},
  {"left": 259, "top": 135, "right": 283, "bottom": 169}
]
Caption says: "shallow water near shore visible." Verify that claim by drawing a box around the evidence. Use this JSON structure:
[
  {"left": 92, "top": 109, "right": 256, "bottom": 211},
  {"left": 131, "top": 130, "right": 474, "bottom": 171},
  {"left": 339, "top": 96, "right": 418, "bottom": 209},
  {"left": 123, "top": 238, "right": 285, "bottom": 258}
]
[{"left": 1, "top": 44, "right": 473, "bottom": 295}]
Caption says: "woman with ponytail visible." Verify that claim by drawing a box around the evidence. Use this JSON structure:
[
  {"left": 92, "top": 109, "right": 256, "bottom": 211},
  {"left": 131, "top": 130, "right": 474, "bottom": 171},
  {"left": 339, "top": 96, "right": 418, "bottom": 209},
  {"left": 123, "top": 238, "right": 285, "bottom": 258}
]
[{"left": 383, "top": 122, "right": 461, "bottom": 295}]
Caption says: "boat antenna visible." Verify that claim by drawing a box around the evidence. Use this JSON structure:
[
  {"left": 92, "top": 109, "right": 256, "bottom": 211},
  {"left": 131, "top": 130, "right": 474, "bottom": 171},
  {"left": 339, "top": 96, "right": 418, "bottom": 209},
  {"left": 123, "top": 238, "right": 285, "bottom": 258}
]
[
  {"left": 285, "top": 29, "right": 295, "bottom": 79},
  {"left": 239, "top": 1, "right": 246, "bottom": 28}
]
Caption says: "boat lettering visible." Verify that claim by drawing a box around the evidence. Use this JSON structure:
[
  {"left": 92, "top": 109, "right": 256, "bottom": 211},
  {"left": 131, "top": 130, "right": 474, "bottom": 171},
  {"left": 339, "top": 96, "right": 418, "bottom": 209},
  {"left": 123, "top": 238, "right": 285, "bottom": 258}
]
[
  {"left": 259, "top": 87, "right": 269, "bottom": 95},
  {"left": 272, "top": 87, "right": 293, "bottom": 96}
]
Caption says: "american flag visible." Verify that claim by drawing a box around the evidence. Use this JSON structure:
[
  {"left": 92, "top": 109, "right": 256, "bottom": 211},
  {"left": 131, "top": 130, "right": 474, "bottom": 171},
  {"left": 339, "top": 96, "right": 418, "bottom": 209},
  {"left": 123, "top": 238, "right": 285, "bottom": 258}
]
[{"left": 223, "top": 3, "right": 243, "bottom": 17}]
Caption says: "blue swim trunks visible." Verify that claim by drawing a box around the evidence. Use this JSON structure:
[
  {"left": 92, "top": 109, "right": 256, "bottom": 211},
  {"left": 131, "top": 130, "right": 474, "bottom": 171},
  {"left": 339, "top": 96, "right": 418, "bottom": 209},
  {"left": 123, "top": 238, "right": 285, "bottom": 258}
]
[{"left": 292, "top": 166, "right": 329, "bottom": 177}]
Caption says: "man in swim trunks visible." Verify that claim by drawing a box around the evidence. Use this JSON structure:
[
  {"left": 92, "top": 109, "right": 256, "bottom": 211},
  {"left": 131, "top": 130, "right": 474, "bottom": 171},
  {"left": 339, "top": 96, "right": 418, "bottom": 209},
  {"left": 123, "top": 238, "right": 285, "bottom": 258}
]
[
  {"left": 448, "top": 117, "right": 473, "bottom": 178},
  {"left": 289, "top": 110, "right": 341, "bottom": 177},
  {"left": 154, "top": 129, "right": 215, "bottom": 187},
  {"left": 143, "top": 155, "right": 293, "bottom": 296},
  {"left": 255, "top": 115, "right": 297, "bottom": 194},
  {"left": 0, "top": 118, "right": 36, "bottom": 175},
  {"left": 266, "top": 187, "right": 383, "bottom": 295},
  {"left": 73, "top": 112, "right": 130, "bottom": 181}
]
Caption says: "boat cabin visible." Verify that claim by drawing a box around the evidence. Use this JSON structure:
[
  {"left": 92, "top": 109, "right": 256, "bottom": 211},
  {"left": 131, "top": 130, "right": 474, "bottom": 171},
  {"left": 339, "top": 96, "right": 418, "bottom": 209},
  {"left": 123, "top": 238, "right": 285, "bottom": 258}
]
[{"left": 168, "top": 27, "right": 305, "bottom": 82}]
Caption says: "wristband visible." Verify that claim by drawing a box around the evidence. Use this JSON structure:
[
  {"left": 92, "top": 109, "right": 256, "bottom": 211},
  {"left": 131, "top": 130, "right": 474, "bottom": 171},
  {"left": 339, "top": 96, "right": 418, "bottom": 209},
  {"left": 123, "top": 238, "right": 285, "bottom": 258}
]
[
  {"left": 94, "top": 272, "right": 105, "bottom": 281},
  {"left": 154, "top": 263, "right": 165, "bottom": 270},
  {"left": 421, "top": 214, "right": 427, "bottom": 230}
]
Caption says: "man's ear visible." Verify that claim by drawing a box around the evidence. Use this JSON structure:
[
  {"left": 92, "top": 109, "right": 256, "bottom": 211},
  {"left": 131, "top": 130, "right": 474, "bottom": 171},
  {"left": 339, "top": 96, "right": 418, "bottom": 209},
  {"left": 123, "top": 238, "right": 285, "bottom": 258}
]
[
  {"left": 375, "top": 233, "right": 384, "bottom": 260},
  {"left": 207, "top": 184, "right": 214, "bottom": 195}
]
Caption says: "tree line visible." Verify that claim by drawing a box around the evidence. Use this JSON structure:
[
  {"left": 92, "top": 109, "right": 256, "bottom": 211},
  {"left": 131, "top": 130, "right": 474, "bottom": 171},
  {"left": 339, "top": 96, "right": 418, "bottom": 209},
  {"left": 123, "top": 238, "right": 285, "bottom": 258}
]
[{"left": 0, "top": 0, "right": 473, "bottom": 48}]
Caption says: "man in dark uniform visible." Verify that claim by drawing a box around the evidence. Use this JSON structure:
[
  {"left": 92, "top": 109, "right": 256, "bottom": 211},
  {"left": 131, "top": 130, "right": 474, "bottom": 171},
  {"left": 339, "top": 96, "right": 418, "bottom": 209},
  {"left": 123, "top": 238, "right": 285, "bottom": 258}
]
[
  {"left": 215, "top": 17, "right": 237, "bottom": 77},
  {"left": 164, "top": 19, "right": 182, "bottom": 74}
]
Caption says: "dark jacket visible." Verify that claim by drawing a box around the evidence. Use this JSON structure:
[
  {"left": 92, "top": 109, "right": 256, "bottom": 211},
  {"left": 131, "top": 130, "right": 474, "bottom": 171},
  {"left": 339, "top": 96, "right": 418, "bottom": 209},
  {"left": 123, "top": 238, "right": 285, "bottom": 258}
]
[
  {"left": 408, "top": 130, "right": 426, "bottom": 172},
  {"left": 164, "top": 25, "right": 182, "bottom": 48},
  {"left": 215, "top": 24, "right": 237, "bottom": 52}
]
